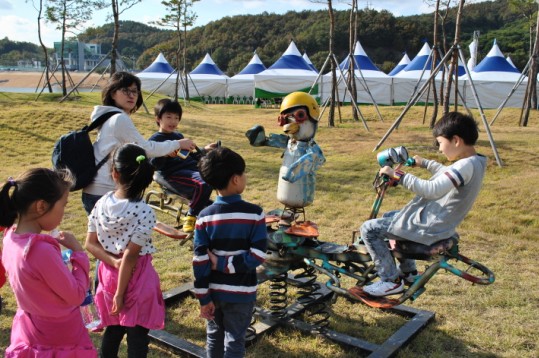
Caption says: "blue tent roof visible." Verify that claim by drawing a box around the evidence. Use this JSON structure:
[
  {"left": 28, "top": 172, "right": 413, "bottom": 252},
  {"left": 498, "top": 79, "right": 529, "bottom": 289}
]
[
  {"left": 401, "top": 43, "right": 433, "bottom": 72},
  {"left": 237, "top": 53, "right": 266, "bottom": 75},
  {"left": 303, "top": 53, "right": 318, "bottom": 72},
  {"left": 339, "top": 41, "right": 381, "bottom": 72},
  {"left": 473, "top": 41, "right": 519, "bottom": 74},
  {"left": 268, "top": 41, "right": 315, "bottom": 72},
  {"left": 190, "top": 53, "right": 226, "bottom": 76},
  {"left": 397, "top": 42, "right": 465, "bottom": 77},
  {"left": 388, "top": 52, "right": 411, "bottom": 76},
  {"left": 140, "top": 53, "right": 174, "bottom": 74}
]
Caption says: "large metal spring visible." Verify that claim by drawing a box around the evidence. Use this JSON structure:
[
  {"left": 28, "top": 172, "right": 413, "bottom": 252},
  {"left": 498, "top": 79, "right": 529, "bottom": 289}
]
[
  {"left": 294, "top": 267, "right": 331, "bottom": 330},
  {"left": 269, "top": 272, "right": 288, "bottom": 318}
]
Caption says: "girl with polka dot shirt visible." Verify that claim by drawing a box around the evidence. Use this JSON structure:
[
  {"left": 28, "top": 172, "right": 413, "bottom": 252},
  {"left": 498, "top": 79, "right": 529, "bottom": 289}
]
[{"left": 85, "top": 143, "right": 164, "bottom": 357}]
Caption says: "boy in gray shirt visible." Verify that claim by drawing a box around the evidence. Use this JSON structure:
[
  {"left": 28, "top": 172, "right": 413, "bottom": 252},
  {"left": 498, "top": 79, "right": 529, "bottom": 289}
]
[{"left": 360, "top": 112, "right": 487, "bottom": 297}]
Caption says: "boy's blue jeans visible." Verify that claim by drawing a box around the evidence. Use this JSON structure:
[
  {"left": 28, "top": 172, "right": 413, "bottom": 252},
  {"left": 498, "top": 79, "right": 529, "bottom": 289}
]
[
  {"left": 206, "top": 300, "right": 255, "bottom": 358},
  {"left": 359, "top": 211, "right": 416, "bottom": 281}
]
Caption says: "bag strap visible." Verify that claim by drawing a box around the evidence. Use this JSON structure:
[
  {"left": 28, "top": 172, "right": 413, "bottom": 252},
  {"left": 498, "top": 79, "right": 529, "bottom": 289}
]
[
  {"left": 87, "top": 111, "right": 121, "bottom": 171},
  {"left": 85, "top": 111, "right": 121, "bottom": 132},
  {"left": 96, "top": 152, "right": 111, "bottom": 171}
]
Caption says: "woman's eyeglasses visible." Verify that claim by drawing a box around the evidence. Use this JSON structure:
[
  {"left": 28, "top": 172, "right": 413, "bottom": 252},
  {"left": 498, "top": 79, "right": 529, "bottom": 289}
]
[{"left": 119, "top": 88, "right": 139, "bottom": 97}]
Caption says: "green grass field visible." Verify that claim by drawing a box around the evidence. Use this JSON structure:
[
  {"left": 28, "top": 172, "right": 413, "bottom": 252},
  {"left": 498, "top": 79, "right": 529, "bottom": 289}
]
[{"left": 0, "top": 91, "right": 538, "bottom": 357}]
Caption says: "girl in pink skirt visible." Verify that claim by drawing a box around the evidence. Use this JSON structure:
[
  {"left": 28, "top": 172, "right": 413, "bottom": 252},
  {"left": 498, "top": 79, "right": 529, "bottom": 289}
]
[
  {"left": 85, "top": 143, "right": 165, "bottom": 357},
  {"left": 0, "top": 169, "right": 96, "bottom": 357}
]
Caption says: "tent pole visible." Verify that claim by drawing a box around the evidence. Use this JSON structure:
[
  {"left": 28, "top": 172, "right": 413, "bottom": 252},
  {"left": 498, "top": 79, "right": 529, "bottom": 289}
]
[
  {"left": 435, "top": 47, "right": 474, "bottom": 118},
  {"left": 457, "top": 46, "right": 503, "bottom": 166},
  {"left": 332, "top": 53, "right": 369, "bottom": 130},
  {"left": 489, "top": 56, "right": 532, "bottom": 125},
  {"left": 145, "top": 70, "right": 177, "bottom": 101},
  {"left": 348, "top": 53, "right": 384, "bottom": 121},
  {"left": 59, "top": 51, "right": 111, "bottom": 103},
  {"left": 374, "top": 44, "right": 456, "bottom": 152}
]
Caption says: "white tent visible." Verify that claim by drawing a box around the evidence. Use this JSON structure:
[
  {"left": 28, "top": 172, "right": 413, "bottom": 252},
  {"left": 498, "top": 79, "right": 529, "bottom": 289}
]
[
  {"left": 137, "top": 53, "right": 177, "bottom": 96},
  {"left": 254, "top": 41, "right": 318, "bottom": 98},
  {"left": 185, "top": 53, "right": 229, "bottom": 100},
  {"left": 227, "top": 53, "right": 266, "bottom": 98},
  {"left": 461, "top": 40, "right": 527, "bottom": 108},
  {"left": 321, "top": 40, "right": 392, "bottom": 104},
  {"left": 303, "top": 53, "right": 318, "bottom": 73},
  {"left": 393, "top": 42, "right": 466, "bottom": 104},
  {"left": 506, "top": 56, "right": 517, "bottom": 70},
  {"left": 388, "top": 52, "right": 411, "bottom": 76}
]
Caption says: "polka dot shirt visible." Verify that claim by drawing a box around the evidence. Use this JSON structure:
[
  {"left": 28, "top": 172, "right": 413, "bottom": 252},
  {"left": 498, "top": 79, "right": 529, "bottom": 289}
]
[{"left": 88, "top": 192, "right": 156, "bottom": 255}]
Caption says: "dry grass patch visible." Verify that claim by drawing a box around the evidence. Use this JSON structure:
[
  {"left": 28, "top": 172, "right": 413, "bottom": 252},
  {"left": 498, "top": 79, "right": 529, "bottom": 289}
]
[{"left": 0, "top": 94, "right": 538, "bottom": 357}]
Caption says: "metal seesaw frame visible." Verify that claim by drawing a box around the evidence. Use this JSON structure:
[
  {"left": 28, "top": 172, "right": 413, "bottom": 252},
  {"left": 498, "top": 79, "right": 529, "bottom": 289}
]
[{"left": 148, "top": 275, "right": 434, "bottom": 358}]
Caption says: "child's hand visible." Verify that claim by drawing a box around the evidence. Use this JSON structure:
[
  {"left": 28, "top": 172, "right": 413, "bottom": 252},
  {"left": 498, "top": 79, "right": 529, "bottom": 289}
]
[
  {"left": 413, "top": 155, "right": 424, "bottom": 167},
  {"left": 179, "top": 138, "right": 196, "bottom": 151},
  {"left": 111, "top": 293, "right": 124, "bottom": 315},
  {"left": 55, "top": 231, "right": 84, "bottom": 252},
  {"left": 207, "top": 249, "right": 218, "bottom": 270},
  {"left": 200, "top": 301, "right": 215, "bottom": 320},
  {"left": 379, "top": 166, "right": 394, "bottom": 178},
  {"left": 204, "top": 141, "right": 220, "bottom": 151}
]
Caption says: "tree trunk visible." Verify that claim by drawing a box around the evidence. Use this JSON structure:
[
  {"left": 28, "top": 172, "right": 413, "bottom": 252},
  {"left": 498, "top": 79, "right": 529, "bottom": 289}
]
[
  {"left": 348, "top": 0, "right": 359, "bottom": 121},
  {"left": 430, "top": 0, "right": 440, "bottom": 127},
  {"left": 111, "top": 0, "right": 120, "bottom": 75},
  {"left": 443, "top": 0, "right": 464, "bottom": 114},
  {"left": 521, "top": 3, "right": 539, "bottom": 126},
  {"left": 183, "top": 5, "right": 190, "bottom": 100},
  {"left": 60, "top": 0, "right": 67, "bottom": 96},
  {"left": 174, "top": 17, "right": 181, "bottom": 101},
  {"left": 328, "top": 0, "right": 335, "bottom": 127},
  {"left": 37, "top": 0, "right": 52, "bottom": 93}
]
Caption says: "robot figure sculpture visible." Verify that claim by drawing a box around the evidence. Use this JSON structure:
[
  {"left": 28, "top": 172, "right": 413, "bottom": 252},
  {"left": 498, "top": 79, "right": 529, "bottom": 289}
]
[{"left": 246, "top": 92, "right": 325, "bottom": 223}]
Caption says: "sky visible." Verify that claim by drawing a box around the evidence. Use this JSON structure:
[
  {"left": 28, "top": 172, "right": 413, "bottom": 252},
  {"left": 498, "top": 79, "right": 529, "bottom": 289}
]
[{"left": 0, "top": 0, "right": 487, "bottom": 47}]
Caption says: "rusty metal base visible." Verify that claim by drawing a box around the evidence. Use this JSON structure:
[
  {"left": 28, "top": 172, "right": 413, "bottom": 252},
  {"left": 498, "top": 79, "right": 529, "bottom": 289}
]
[{"left": 149, "top": 277, "right": 434, "bottom": 357}]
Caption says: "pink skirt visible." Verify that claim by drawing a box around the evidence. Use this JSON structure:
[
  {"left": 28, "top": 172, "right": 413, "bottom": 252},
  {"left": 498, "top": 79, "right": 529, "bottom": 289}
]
[
  {"left": 95, "top": 254, "right": 165, "bottom": 330},
  {"left": 5, "top": 309, "right": 96, "bottom": 357}
]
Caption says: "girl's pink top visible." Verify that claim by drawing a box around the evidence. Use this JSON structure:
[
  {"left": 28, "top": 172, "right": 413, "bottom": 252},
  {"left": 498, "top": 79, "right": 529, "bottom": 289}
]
[{"left": 2, "top": 227, "right": 97, "bottom": 357}]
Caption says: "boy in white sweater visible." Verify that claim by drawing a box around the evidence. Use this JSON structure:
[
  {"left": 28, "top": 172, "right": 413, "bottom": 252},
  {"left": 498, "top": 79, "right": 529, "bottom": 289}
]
[{"left": 360, "top": 112, "right": 487, "bottom": 297}]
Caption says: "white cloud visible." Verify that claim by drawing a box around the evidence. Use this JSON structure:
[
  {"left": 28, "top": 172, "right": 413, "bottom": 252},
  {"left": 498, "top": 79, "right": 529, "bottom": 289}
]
[
  {"left": 0, "top": 15, "right": 59, "bottom": 47},
  {"left": 0, "top": 0, "right": 13, "bottom": 10}
]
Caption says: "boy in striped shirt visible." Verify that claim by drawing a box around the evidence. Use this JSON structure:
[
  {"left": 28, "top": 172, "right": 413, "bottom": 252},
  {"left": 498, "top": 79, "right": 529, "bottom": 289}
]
[
  {"left": 193, "top": 147, "right": 267, "bottom": 357},
  {"left": 359, "top": 112, "right": 487, "bottom": 297}
]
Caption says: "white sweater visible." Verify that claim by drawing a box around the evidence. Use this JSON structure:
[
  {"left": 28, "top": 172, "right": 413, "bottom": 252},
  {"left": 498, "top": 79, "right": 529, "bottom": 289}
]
[
  {"left": 83, "top": 106, "right": 180, "bottom": 196},
  {"left": 387, "top": 154, "right": 487, "bottom": 245}
]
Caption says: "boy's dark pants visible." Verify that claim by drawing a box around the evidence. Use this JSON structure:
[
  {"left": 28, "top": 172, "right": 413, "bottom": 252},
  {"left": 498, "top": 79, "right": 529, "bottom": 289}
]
[
  {"left": 206, "top": 300, "right": 255, "bottom": 358},
  {"left": 166, "top": 169, "right": 212, "bottom": 216}
]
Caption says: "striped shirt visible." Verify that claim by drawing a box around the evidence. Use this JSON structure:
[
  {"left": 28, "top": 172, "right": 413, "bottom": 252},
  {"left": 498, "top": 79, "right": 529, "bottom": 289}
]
[{"left": 193, "top": 194, "right": 267, "bottom": 305}]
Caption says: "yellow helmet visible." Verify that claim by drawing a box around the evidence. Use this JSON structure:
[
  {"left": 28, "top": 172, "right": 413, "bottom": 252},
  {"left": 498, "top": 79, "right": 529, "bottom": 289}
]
[{"left": 279, "top": 92, "right": 320, "bottom": 121}]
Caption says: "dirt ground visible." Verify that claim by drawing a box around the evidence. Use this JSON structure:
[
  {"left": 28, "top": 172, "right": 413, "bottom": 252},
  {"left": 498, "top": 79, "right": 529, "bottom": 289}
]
[{"left": 0, "top": 71, "right": 109, "bottom": 89}]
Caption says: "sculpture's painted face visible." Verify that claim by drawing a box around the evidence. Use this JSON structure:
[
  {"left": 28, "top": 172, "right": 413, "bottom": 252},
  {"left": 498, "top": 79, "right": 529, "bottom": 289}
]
[{"left": 277, "top": 107, "right": 317, "bottom": 141}]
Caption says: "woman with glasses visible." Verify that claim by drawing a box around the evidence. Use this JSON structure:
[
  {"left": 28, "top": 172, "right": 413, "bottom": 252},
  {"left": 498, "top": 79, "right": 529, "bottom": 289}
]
[{"left": 82, "top": 71, "right": 197, "bottom": 215}]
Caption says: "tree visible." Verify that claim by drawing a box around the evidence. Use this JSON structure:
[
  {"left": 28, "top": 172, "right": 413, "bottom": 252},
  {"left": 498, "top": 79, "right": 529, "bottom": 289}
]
[
  {"left": 103, "top": 0, "right": 143, "bottom": 75},
  {"left": 310, "top": 0, "right": 338, "bottom": 127},
  {"left": 45, "top": 0, "right": 99, "bottom": 95},
  {"left": 28, "top": 0, "right": 53, "bottom": 93},
  {"left": 520, "top": 1, "right": 539, "bottom": 126},
  {"left": 153, "top": 0, "right": 199, "bottom": 101}
]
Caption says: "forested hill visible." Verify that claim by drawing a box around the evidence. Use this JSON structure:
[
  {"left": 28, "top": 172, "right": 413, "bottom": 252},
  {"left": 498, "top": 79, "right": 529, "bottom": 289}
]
[{"left": 2, "top": 0, "right": 533, "bottom": 74}]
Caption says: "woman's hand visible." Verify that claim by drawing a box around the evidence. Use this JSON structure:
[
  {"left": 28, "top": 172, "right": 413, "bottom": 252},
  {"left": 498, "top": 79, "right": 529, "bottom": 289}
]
[
  {"left": 178, "top": 138, "right": 196, "bottom": 151},
  {"left": 56, "top": 231, "right": 84, "bottom": 252}
]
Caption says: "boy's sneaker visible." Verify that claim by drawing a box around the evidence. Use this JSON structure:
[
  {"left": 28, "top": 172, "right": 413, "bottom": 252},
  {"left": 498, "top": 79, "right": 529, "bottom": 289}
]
[
  {"left": 363, "top": 279, "right": 404, "bottom": 297},
  {"left": 182, "top": 215, "right": 197, "bottom": 233},
  {"left": 399, "top": 270, "right": 420, "bottom": 284}
]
